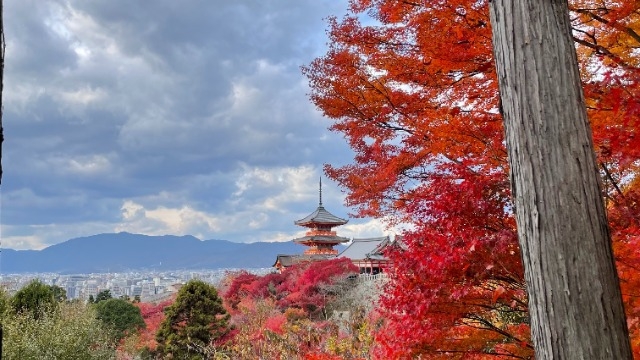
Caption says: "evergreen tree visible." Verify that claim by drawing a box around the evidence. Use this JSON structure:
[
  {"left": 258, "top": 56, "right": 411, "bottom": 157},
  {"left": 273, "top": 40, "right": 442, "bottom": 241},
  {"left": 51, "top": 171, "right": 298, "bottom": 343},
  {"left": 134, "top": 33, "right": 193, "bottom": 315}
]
[
  {"left": 155, "top": 280, "right": 230, "bottom": 359},
  {"left": 95, "top": 298, "right": 145, "bottom": 340},
  {"left": 95, "top": 289, "right": 112, "bottom": 303},
  {"left": 11, "top": 280, "right": 57, "bottom": 318},
  {"left": 51, "top": 285, "right": 67, "bottom": 302}
]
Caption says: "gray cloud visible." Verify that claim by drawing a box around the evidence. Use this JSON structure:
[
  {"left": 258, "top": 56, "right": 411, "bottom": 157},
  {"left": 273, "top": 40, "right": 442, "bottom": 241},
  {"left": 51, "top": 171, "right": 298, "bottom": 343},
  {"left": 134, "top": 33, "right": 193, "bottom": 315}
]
[{"left": 2, "top": 0, "right": 396, "bottom": 250}]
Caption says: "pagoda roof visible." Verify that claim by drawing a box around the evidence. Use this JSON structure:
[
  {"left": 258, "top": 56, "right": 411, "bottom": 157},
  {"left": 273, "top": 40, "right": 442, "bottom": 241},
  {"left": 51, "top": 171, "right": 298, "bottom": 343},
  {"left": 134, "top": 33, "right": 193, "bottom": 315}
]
[
  {"left": 294, "top": 205, "right": 349, "bottom": 227},
  {"left": 293, "top": 234, "right": 350, "bottom": 244}
]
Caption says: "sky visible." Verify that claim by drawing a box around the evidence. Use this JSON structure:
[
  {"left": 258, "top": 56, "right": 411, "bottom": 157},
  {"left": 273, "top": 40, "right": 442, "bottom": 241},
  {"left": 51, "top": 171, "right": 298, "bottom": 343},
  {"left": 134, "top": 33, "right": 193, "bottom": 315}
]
[{"left": 0, "top": 0, "right": 403, "bottom": 250}]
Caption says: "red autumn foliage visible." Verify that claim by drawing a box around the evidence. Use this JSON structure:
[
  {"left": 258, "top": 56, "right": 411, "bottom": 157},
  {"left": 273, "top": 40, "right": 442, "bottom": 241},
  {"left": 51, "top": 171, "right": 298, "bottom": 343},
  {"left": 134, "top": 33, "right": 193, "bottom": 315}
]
[
  {"left": 304, "top": 0, "right": 640, "bottom": 358},
  {"left": 304, "top": 353, "right": 344, "bottom": 360},
  {"left": 134, "top": 298, "right": 174, "bottom": 351},
  {"left": 263, "top": 312, "right": 287, "bottom": 335},
  {"left": 224, "top": 258, "right": 358, "bottom": 318},
  {"left": 223, "top": 271, "right": 262, "bottom": 311}
]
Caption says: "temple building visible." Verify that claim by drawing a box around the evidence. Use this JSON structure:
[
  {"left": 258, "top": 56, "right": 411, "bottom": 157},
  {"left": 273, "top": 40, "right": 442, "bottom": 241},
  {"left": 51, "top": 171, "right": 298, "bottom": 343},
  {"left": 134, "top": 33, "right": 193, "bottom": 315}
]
[
  {"left": 339, "top": 236, "right": 400, "bottom": 274},
  {"left": 273, "top": 179, "right": 349, "bottom": 271},
  {"left": 292, "top": 182, "right": 349, "bottom": 256},
  {"left": 273, "top": 179, "right": 396, "bottom": 273}
]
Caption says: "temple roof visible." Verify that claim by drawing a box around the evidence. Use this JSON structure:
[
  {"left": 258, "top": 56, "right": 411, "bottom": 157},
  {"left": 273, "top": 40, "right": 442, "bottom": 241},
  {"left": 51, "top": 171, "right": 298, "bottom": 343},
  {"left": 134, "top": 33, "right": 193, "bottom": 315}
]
[
  {"left": 293, "top": 234, "right": 350, "bottom": 244},
  {"left": 272, "top": 253, "right": 336, "bottom": 268},
  {"left": 273, "top": 254, "right": 298, "bottom": 268},
  {"left": 294, "top": 206, "right": 349, "bottom": 227},
  {"left": 339, "top": 236, "right": 392, "bottom": 261}
]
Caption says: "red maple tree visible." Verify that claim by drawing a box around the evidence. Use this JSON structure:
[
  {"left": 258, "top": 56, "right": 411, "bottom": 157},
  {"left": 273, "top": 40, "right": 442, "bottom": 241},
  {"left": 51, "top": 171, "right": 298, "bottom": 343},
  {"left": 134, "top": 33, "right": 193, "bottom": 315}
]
[
  {"left": 133, "top": 298, "right": 174, "bottom": 351},
  {"left": 304, "top": 0, "right": 640, "bottom": 358},
  {"left": 224, "top": 258, "right": 358, "bottom": 318}
]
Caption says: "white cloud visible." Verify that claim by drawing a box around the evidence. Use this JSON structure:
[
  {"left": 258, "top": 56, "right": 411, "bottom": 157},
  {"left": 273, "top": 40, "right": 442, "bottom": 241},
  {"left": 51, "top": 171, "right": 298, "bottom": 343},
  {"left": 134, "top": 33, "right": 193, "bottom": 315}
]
[
  {"left": 1, "top": 222, "right": 117, "bottom": 250},
  {"left": 116, "top": 200, "right": 224, "bottom": 238},
  {"left": 2, "top": 235, "right": 49, "bottom": 251},
  {"left": 232, "top": 163, "right": 316, "bottom": 206},
  {"left": 340, "top": 218, "right": 410, "bottom": 240}
]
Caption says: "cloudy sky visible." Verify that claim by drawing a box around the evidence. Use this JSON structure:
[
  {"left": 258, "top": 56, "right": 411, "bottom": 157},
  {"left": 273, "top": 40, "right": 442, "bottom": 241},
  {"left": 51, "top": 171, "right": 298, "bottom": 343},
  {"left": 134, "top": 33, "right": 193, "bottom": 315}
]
[{"left": 1, "top": 0, "right": 401, "bottom": 250}]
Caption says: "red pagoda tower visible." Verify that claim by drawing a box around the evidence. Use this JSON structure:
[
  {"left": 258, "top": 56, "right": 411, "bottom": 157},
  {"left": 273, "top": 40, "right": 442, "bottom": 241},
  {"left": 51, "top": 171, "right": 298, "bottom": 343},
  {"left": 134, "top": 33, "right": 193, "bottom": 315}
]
[{"left": 292, "top": 178, "right": 349, "bottom": 255}]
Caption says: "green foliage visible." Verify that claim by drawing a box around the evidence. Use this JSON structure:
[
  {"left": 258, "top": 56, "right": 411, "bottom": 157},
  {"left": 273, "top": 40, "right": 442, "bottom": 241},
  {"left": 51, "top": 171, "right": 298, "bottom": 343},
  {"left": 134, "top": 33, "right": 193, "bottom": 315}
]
[
  {"left": 2, "top": 301, "right": 116, "bottom": 360},
  {"left": 95, "top": 289, "right": 112, "bottom": 303},
  {"left": 50, "top": 285, "right": 67, "bottom": 302},
  {"left": 156, "top": 280, "right": 231, "bottom": 359},
  {"left": 95, "top": 298, "right": 146, "bottom": 340},
  {"left": 0, "top": 288, "right": 11, "bottom": 320},
  {"left": 11, "top": 280, "right": 58, "bottom": 318},
  {"left": 88, "top": 295, "right": 95, "bottom": 303}
]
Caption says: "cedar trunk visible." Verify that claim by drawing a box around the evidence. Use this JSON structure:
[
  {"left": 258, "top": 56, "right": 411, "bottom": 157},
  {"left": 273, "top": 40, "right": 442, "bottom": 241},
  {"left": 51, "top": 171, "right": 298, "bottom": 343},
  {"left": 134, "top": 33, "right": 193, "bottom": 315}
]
[{"left": 489, "top": 1, "right": 632, "bottom": 358}]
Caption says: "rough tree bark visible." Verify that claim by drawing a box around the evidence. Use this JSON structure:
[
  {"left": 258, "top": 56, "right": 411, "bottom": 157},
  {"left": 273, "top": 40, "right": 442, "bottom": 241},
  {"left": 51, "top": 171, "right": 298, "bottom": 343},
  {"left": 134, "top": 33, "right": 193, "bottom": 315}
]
[{"left": 489, "top": 1, "right": 632, "bottom": 358}]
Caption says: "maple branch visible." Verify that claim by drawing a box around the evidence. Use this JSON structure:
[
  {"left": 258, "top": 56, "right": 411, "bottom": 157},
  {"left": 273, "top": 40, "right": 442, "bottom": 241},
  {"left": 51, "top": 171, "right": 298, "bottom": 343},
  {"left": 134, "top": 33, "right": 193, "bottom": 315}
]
[
  {"left": 463, "top": 314, "right": 534, "bottom": 349},
  {"left": 572, "top": 36, "right": 628, "bottom": 67},
  {"left": 572, "top": 27, "right": 598, "bottom": 48},
  {"left": 368, "top": 76, "right": 420, "bottom": 131},
  {"left": 466, "top": 301, "right": 528, "bottom": 316},
  {"left": 575, "top": 8, "right": 640, "bottom": 46},
  {"left": 400, "top": 0, "right": 420, "bottom": 7},
  {"left": 600, "top": 162, "right": 625, "bottom": 199},
  {"left": 492, "top": 275, "right": 526, "bottom": 289},
  {"left": 338, "top": 90, "right": 413, "bottom": 135}
]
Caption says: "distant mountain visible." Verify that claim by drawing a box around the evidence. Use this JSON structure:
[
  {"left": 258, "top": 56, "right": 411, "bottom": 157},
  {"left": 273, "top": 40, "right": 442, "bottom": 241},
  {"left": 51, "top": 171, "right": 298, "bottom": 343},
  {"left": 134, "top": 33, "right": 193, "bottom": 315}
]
[{"left": 0, "top": 232, "right": 307, "bottom": 274}]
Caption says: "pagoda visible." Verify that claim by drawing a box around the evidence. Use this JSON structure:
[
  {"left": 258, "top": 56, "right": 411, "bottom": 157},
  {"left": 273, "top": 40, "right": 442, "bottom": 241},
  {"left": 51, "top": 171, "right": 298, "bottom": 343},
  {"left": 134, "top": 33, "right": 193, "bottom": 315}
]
[{"left": 292, "top": 178, "right": 349, "bottom": 256}]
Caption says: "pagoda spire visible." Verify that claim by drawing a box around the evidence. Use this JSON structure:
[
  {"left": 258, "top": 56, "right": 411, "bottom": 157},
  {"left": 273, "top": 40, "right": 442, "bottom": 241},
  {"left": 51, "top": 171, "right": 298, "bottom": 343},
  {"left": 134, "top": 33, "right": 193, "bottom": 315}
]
[
  {"left": 292, "top": 178, "right": 349, "bottom": 256},
  {"left": 319, "top": 177, "right": 323, "bottom": 206}
]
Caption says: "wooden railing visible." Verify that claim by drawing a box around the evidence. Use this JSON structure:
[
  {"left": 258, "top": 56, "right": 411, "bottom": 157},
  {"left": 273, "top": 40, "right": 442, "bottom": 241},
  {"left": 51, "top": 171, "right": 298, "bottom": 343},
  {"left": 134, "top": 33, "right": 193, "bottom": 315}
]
[{"left": 357, "top": 273, "right": 388, "bottom": 283}]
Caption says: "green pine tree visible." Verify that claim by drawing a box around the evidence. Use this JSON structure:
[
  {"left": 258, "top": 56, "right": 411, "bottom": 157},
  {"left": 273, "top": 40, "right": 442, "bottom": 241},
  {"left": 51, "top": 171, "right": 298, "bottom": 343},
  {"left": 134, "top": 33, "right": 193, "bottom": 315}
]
[
  {"left": 95, "top": 289, "right": 112, "bottom": 303},
  {"left": 155, "top": 280, "right": 230, "bottom": 359},
  {"left": 95, "top": 298, "right": 145, "bottom": 340},
  {"left": 11, "top": 280, "right": 57, "bottom": 319}
]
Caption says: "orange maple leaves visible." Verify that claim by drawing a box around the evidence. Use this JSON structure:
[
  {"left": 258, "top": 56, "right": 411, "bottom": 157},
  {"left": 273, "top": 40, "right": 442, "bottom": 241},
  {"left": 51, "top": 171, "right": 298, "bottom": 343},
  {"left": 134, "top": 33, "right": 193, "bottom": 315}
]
[{"left": 305, "top": 0, "right": 640, "bottom": 358}]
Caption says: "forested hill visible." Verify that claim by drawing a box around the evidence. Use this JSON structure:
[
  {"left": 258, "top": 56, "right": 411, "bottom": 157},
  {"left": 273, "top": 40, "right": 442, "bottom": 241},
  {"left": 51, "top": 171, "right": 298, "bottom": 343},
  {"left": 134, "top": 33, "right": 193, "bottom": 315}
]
[{"left": 1, "top": 232, "right": 305, "bottom": 274}]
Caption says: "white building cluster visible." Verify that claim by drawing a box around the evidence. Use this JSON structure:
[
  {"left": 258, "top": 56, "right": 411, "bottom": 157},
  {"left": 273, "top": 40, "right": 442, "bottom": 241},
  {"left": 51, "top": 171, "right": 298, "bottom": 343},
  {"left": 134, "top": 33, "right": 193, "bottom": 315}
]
[{"left": 1, "top": 268, "right": 271, "bottom": 302}]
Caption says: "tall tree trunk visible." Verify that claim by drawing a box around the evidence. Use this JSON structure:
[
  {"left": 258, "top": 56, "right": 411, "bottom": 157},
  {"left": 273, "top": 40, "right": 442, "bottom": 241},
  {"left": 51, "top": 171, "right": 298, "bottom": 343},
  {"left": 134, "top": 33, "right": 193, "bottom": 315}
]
[{"left": 489, "top": 1, "right": 632, "bottom": 358}]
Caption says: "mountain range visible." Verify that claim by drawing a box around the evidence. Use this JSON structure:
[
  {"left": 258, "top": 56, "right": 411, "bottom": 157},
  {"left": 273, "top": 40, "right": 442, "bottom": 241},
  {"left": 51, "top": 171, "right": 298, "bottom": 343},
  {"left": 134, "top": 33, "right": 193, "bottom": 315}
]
[{"left": 0, "top": 232, "right": 311, "bottom": 274}]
